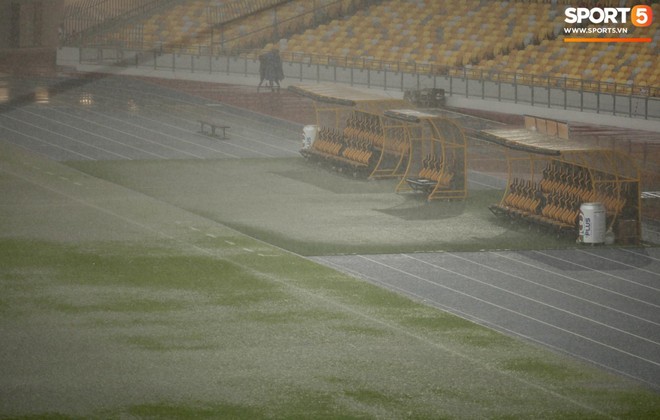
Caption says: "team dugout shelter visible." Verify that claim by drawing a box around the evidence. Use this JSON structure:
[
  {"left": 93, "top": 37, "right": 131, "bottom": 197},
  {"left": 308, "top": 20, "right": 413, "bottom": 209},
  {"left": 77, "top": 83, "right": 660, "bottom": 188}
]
[
  {"left": 384, "top": 109, "right": 467, "bottom": 201},
  {"left": 483, "top": 115, "right": 641, "bottom": 245},
  {"left": 291, "top": 83, "right": 409, "bottom": 179},
  {"left": 290, "top": 83, "right": 467, "bottom": 201}
]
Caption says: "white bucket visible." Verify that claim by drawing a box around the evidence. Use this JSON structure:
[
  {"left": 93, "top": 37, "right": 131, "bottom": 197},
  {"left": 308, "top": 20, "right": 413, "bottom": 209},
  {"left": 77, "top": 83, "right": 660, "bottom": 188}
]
[
  {"left": 578, "top": 202, "right": 606, "bottom": 244},
  {"left": 302, "top": 125, "right": 318, "bottom": 149}
]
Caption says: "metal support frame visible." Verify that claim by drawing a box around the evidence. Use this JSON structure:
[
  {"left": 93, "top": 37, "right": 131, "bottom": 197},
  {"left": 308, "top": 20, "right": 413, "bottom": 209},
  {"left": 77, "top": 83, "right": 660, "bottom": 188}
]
[
  {"left": 489, "top": 126, "right": 642, "bottom": 243},
  {"left": 391, "top": 111, "right": 468, "bottom": 201}
]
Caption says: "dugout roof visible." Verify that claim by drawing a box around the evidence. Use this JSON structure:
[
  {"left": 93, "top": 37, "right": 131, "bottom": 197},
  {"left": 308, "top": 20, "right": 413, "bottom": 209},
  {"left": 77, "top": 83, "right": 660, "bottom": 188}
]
[
  {"left": 479, "top": 121, "right": 639, "bottom": 180},
  {"left": 478, "top": 128, "right": 595, "bottom": 156},
  {"left": 289, "top": 83, "right": 406, "bottom": 109},
  {"left": 383, "top": 109, "right": 440, "bottom": 122}
]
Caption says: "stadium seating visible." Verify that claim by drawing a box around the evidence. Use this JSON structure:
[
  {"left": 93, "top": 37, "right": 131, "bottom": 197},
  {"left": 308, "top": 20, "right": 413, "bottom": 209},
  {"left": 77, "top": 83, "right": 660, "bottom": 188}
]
[
  {"left": 189, "top": 0, "right": 351, "bottom": 54},
  {"left": 492, "top": 158, "right": 635, "bottom": 232},
  {"left": 301, "top": 122, "right": 375, "bottom": 173},
  {"left": 268, "top": 0, "right": 565, "bottom": 68},
  {"left": 91, "top": 0, "right": 658, "bottom": 92},
  {"left": 477, "top": 2, "right": 659, "bottom": 88},
  {"left": 262, "top": 0, "right": 657, "bottom": 92},
  {"left": 101, "top": 0, "right": 296, "bottom": 51},
  {"left": 405, "top": 153, "right": 454, "bottom": 192},
  {"left": 301, "top": 108, "right": 417, "bottom": 177}
]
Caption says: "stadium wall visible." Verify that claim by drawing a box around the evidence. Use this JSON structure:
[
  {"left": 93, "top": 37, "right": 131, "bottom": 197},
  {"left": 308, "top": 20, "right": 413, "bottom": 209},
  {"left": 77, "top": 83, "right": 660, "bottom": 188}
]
[{"left": 0, "top": 0, "right": 64, "bottom": 75}]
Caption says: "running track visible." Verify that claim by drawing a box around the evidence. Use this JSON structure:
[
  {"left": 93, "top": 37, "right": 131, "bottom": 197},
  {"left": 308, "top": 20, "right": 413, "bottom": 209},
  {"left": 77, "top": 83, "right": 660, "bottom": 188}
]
[
  {"left": 313, "top": 249, "right": 660, "bottom": 390},
  {"left": 0, "top": 77, "right": 302, "bottom": 162}
]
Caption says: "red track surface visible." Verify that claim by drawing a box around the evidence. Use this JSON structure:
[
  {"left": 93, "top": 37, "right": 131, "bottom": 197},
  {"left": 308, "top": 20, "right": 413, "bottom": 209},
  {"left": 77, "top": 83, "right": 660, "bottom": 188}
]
[{"left": 142, "top": 77, "right": 316, "bottom": 126}]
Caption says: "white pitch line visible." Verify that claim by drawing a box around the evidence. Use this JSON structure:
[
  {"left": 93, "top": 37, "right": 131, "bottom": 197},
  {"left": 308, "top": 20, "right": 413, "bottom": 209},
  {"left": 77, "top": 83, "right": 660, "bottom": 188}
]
[
  {"left": 577, "top": 248, "right": 660, "bottom": 278},
  {"left": 404, "top": 253, "right": 660, "bottom": 347},
  {"left": 16, "top": 108, "right": 166, "bottom": 159},
  {"left": 493, "top": 252, "right": 660, "bottom": 309},
  {"left": 618, "top": 247, "right": 660, "bottom": 263},
  {"left": 0, "top": 114, "right": 128, "bottom": 160},
  {"left": 70, "top": 80, "right": 300, "bottom": 159},
  {"left": 115, "top": 106, "right": 274, "bottom": 158},
  {"left": 78, "top": 107, "right": 242, "bottom": 159},
  {"left": 446, "top": 252, "right": 660, "bottom": 328},
  {"left": 535, "top": 250, "right": 660, "bottom": 293},
  {"left": 0, "top": 164, "right": 621, "bottom": 415},
  {"left": 40, "top": 107, "right": 205, "bottom": 160},
  {"left": 360, "top": 254, "right": 660, "bottom": 368},
  {"left": 87, "top": 83, "right": 295, "bottom": 157},
  {"left": 314, "top": 255, "right": 660, "bottom": 392}
]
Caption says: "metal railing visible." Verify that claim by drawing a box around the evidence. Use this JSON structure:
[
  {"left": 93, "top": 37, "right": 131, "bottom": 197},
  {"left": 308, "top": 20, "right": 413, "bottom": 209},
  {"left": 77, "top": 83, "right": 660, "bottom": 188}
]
[
  {"left": 206, "top": 0, "right": 288, "bottom": 26},
  {"left": 61, "top": 0, "right": 177, "bottom": 46},
  {"left": 91, "top": 0, "right": 380, "bottom": 53},
  {"left": 75, "top": 45, "right": 659, "bottom": 121}
]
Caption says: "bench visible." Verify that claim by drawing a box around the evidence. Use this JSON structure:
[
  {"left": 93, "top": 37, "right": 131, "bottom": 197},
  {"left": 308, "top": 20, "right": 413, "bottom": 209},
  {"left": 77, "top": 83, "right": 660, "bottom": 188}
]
[
  {"left": 308, "top": 149, "right": 368, "bottom": 168},
  {"left": 198, "top": 120, "right": 230, "bottom": 139},
  {"left": 489, "top": 203, "right": 575, "bottom": 233},
  {"left": 405, "top": 177, "right": 437, "bottom": 192},
  {"left": 405, "top": 171, "right": 453, "bottom": 194}
]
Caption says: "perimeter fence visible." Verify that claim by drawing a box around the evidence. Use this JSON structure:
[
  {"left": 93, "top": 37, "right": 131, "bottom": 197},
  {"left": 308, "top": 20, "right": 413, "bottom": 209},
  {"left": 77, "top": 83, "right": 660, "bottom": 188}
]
[{"left": 77, "top": 46, "right": 660, "bottom": 121}]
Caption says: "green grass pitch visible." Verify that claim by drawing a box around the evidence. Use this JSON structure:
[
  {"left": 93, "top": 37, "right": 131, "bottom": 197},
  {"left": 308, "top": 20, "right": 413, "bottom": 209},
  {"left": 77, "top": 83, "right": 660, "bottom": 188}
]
[{"left": 1, "top": 142, "right": 659, "bottom": 418}]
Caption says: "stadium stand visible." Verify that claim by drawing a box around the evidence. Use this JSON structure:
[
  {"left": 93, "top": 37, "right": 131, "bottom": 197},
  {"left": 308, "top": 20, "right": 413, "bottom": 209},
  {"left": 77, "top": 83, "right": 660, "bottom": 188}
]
[
  {"left": 266, "top": 0, "right": 565, "bottom": 67},
  {"left": 477, "top": 2, "right": 660, "bottom": 89},
  {"left": 80, "top": 0, "right": 285, "bottom": 50},
  {"left": 91, "top": 0, "right": 355, "bottom": 54},
  {"left": 61, "top": 0, "right": 178, "bottom": 47},
  {"left": 67, "top": 0, "right": 658, "bottom": 96},
  {"left": 257, "top": 0, "right": 658, "bottom": 94}
]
